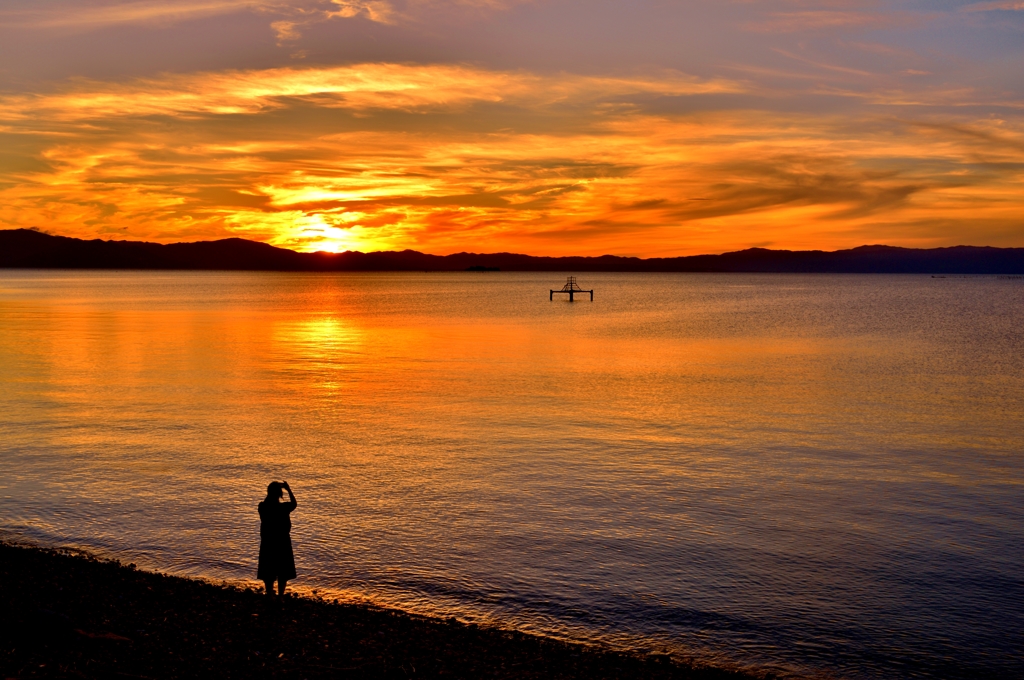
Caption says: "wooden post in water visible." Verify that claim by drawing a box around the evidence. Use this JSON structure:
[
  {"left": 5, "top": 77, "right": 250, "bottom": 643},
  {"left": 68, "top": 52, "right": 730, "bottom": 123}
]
[{"left": 550, "top": 276, "right": 593, "bottom": 301}]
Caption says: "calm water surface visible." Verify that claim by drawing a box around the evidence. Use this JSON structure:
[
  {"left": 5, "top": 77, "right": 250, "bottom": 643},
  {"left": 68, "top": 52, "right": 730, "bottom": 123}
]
[{"left": 1, "top": 271, "right": 1022, "bottom": 679}]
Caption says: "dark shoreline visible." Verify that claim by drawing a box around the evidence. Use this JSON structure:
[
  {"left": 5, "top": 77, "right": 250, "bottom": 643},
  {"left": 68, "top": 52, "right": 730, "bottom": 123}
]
[
  {"left": 0, "top": 542, "right": 764, "bottom": 679},
  {"left": 3, "top": 228, "right": 1023, "bottom": 274}
]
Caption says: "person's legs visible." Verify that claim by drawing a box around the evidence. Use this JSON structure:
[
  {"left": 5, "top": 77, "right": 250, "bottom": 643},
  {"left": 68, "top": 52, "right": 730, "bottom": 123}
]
[
  {"left": 264, "top": 580, "right": 275, "bottom": 596},
  {"left": 278, "top": 579, "right": 288, "bottom": 596}
]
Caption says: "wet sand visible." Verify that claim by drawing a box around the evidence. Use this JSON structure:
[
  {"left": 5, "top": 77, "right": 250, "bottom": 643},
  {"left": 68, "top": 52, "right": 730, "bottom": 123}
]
[{"left": 0, "top": 542, "right": 761, "bottom": 679}]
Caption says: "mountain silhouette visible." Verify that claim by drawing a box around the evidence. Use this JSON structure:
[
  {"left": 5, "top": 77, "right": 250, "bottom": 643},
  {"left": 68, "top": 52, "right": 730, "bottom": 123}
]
[{"left": 2, "top": 229, "right": 1023, "bottom": 274}]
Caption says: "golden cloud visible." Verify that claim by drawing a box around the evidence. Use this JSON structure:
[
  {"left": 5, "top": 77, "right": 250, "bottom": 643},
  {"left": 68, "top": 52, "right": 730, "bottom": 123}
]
[
  {"left": 0, "top": 63, "right": 1022, "bottom": 256},
  {"left": 0, "top": 64, "right": 741, "bottom": 122}
]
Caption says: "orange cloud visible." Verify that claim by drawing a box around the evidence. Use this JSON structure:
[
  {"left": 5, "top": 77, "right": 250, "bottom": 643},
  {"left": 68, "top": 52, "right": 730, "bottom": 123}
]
[
  {"left": 0, "top": 64, "right": 739, "bottom": 122},
  {"left": 0, "top": 63, "right": 1022, "bottom": 256}
]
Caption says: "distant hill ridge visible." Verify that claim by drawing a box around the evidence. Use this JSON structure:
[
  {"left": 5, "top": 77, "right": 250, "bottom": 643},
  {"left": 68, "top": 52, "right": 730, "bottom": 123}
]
[{"left": 2, "top": 228, "right": 1023, "bottom": 274}]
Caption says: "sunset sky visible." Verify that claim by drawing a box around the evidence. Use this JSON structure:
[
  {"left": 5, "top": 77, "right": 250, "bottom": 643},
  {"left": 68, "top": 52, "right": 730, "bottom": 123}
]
[{"left": 0, "top": 1, "right": 1022, "bottom": 256}]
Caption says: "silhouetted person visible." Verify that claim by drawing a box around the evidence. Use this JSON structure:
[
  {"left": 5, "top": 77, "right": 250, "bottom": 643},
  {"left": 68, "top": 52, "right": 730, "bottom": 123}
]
[{"left": 258, "top": 481, "right": 297, "bottom": 597}]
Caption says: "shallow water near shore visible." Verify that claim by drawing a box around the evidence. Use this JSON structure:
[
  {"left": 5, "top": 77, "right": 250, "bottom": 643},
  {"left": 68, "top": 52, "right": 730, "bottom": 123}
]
[{"left": 1, "top": 271, "right": 1022, "bottom": 679}]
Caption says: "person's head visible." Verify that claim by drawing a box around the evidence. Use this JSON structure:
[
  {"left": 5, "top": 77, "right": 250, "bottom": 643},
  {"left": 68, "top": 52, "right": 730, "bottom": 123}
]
[{"left": 266, "top": 481, "right": 283, "bottom": 500}]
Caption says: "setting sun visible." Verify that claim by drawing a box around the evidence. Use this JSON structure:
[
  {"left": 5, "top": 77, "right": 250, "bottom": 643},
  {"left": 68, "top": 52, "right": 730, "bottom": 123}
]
[
  {"left": 1, "top": 2, "right": 1021, "bottom": 256},
  {"left": 2, "top": 3, "right": 1023, "bottom": 678}
]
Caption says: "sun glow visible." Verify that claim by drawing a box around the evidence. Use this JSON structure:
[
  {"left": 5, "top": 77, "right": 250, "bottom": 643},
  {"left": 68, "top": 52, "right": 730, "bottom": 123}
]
[
  {"left": 1, "top": 61, "right": 1022, "bottom": 255},
  {"left": 309, "top": 225, "right": 363, "bottom": 254}
]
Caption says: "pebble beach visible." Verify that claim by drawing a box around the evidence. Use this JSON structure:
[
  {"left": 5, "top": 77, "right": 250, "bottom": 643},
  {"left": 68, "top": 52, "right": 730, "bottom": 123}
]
[{"left": 0, "top": 542, "right": 760, "bottom": 679}]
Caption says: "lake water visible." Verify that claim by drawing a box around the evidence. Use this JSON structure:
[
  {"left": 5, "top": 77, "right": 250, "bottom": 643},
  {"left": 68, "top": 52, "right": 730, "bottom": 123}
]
[{"left": 1, "top": 271, "right": 1022, "bottom": 678}]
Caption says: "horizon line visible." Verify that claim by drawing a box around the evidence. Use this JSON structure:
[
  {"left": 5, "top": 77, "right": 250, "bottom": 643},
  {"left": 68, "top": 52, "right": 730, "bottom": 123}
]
[{"left": 9, "top": 228, "right": 1022, "bottom": 260}]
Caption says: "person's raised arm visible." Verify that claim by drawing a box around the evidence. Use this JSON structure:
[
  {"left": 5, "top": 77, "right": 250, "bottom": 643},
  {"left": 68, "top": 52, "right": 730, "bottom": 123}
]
[{"left": 282, "top": 481, "right": 297, "bottom": 510}]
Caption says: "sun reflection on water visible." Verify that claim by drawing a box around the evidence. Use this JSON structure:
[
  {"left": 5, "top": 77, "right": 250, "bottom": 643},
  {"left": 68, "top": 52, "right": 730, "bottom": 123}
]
[{"left": 1, "top": 271, "right": 1022, "bottom": 680}]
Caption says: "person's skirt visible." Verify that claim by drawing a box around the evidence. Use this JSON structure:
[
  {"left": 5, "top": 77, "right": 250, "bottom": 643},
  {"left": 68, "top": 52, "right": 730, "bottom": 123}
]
[{"left": 257, "top": 535, "right": 296, "bottom": 581}]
